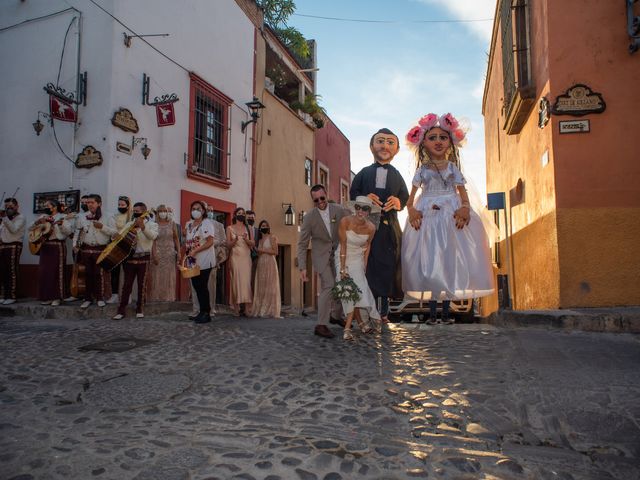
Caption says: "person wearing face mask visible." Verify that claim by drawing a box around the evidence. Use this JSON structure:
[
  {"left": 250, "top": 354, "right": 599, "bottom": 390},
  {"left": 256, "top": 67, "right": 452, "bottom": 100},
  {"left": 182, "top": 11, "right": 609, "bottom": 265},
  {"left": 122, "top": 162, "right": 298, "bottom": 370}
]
[
  {"left": 226, "top": 207, "right": 254, "bottom": 317},
  {"left": 31, "top": 200, "right": 74, "bottom": 306},
  {"left": 149, "top": 204, "right": 180, "bottom": 302},
  {"left": 245, "top": 209, "right": 259, "bottom": 292},
  {"left": 112, "top": 202, "right": 158, "bottom": 320},
  {"left": 198, "top": 207, "right": 226, "bottom": 315},
  {"left": 251, "top": 220, "right": 281, "bottom": 318},
  {"left": 0, "top": 198, "right": 26, "bottom": 305},
  {"left": 64, "top": 195, "right": 90, "bottom": 302},
  {"left": 104, "top": 196, "right": 132, "bottom": 304},
  {"left": 182, "top": 200, "right": 216, "bottom": 323}
]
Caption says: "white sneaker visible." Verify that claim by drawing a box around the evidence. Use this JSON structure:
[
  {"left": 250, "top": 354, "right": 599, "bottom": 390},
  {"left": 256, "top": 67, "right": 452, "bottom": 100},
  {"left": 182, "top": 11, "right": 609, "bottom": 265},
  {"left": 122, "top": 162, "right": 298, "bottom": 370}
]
[
  {"left": 97, "top": 300, "right": 106, "bottom": 307},
  {"left": 80, "top": 301, "right": 91, "bottom": 309},
  {"left": 112, "top": 313, "right": 124, "bottom": 320},
  {"left": 40, "top": 301, "right": 52, "bottom": 305},
  {"left": 135, "top": 313, "right": 144, "bottom": 319},
  {"left": 51, "top": 300, "right": 61, "bottom": 306},
  {"left": 106, "top": 294, "right": 119, "bottom": 304},
  {"left": 3, "top": 299, "right": 16, "bottom": 305},
  {"left": 64, "top": 296, "right": 78, "bottom": 302}
]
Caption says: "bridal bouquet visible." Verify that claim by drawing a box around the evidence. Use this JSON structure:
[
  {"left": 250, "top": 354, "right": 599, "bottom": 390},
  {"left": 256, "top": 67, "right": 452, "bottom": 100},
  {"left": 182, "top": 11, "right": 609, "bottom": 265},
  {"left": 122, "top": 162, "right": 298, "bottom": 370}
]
[{"left": 331, "top": 276, "right": 362, "bottom": 303}]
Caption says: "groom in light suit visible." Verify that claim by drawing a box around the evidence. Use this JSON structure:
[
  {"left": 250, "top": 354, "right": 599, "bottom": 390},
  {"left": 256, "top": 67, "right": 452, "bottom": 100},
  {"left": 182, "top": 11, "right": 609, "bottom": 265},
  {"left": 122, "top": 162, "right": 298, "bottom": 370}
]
[{"left": 297, "top": 184, "right": 349, "bottom": 338}]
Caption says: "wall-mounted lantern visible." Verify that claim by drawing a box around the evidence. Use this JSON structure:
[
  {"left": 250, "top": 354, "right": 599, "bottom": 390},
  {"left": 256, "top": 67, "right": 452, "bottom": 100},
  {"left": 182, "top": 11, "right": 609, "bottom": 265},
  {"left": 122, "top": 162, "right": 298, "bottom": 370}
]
[
  {"left": 241, "top": 97, "right": 266, "bottom": 133},
  {"left": 32, "top": 111, "right": 52, "bottom": 136},
  {"left": 132, "top": 136, "right": 150, "bottom": 160},
  {"left": 282, "top": 203, "right": 295, "bottom": 226}
]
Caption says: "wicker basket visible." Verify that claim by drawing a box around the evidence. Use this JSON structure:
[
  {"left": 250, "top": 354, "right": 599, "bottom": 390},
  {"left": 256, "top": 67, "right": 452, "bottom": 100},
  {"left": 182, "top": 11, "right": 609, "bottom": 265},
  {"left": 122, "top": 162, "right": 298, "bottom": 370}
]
[{"left": 179, "top": 256, "right": 201, "bottom": 279}]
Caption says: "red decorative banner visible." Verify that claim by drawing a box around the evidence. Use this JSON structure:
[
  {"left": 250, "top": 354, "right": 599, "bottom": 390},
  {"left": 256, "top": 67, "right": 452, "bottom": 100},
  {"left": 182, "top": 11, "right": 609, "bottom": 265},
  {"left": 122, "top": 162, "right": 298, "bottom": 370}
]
[
  {"left": 156, "top": 102, "right": 175, "bottom": 127},
  {"left": 49, "top": 95, "right": 77, "bottom": 122}
]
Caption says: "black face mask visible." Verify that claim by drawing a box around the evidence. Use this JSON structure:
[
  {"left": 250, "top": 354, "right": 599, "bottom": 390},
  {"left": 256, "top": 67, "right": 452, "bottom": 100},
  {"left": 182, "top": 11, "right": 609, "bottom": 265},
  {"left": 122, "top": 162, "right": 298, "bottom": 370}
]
[
  {"left": 236, "top": 215, "right": 246, "bottom": 223},
  {"left": 118, "top": 207, "right": 128, "bottom": 214},
  {"left": 43, "top": 208, "right": 52, "bottom": 215},
  {"left": 247, "top": 219, "right": 255, "bottom": 226},
  {"left": 260, "top": 227, "right": 270, "bottom": 234},
  {"left": 80, "top": 204, "right": 89, "bottom": 212},
  {"left": 132, "top": 212, "right": 143, "bottom": 219},
  {"left": 5, "top": 208, "right": 16, "bottom": 216}
]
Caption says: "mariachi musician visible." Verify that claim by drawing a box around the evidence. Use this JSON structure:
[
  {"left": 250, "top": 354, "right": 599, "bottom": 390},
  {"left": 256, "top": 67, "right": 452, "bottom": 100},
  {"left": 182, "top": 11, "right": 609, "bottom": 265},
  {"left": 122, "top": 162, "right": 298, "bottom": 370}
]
[
  {"left": 30, "top": 199, "right": 75, "bottom": 306},
  {"left": 75, "top": 194, "right": 111, "bottom": 309},
  {"left": 64, "top": 194, "right": 90, "bottom": 302},
  {"left": 0, "top": 197, "right": 26, "bottom": 305},
  {"left": 105, "top": 195, "right": 132, "bottom": 305},
  {"left": 112, "top": 202, "right": 158, "bottom": 320}
]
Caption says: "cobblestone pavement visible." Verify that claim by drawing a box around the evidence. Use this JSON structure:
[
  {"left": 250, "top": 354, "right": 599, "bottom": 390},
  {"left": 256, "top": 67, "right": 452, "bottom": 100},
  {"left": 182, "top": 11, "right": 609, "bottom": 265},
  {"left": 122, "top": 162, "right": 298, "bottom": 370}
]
[{"left": 1, "top": 314, "right": 639, "bottom": 480}]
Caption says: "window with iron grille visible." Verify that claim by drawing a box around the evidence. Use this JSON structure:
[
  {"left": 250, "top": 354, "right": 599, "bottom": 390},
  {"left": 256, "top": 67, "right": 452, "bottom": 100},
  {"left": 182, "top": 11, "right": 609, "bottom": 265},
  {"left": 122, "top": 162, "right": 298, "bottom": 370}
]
[
  {"left": 188, "top": 74, "right": 231, "bottom": 182},
  {"left": 304, "top": 158, "right": 313, "bottom": 185},
  {"left": 500, "top": 0, "right": 534, "bottom": 132}
]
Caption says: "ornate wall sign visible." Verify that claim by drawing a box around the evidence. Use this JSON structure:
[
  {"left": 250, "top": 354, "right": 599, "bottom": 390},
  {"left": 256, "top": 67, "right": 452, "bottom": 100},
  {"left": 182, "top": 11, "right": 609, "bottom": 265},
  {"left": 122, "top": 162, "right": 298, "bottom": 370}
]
[
  {"left": 76, "top": 145, "right": 103, "bottom": 169},
  {"left": 538, "top": 97, "right": 550, "bottom": 128},
  {"left": 551, "top": 84, "right": 606, "bottom": 116},
  {"left": 111, "top": 108, "right": 140, "bottom": 133},
  {"left": 156, "top": 103, "right": 176, "bottom": 127}
]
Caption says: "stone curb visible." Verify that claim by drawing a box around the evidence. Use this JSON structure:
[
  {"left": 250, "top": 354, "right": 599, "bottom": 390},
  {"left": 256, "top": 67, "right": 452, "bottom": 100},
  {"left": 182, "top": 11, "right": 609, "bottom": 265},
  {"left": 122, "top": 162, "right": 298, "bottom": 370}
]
[
  {"left": 0, "top": 300, "right": 193, "bottom": 320},
  {"left": 481, "top": 308, "right": 640, "bottom": 333}
]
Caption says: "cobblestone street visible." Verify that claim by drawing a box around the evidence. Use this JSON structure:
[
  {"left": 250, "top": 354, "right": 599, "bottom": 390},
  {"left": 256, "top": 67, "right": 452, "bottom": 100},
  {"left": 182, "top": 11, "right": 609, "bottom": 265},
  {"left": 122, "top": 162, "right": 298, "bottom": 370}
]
[{"left": 1, "top": 313, "right": 639, "bottom": 480}]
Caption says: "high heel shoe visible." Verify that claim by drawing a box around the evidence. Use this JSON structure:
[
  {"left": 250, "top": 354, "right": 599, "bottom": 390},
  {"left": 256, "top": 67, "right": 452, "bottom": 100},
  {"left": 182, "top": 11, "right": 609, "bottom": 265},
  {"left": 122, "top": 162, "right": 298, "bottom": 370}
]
[
  {"left": 372, "top": 318, "right": 382, "bottom": 334},
  {"left": 355, "top": 315, "right": 373, "bottom": 334},
  {"left": 343, "top": 329, "right": 354, "bottom": 341}
]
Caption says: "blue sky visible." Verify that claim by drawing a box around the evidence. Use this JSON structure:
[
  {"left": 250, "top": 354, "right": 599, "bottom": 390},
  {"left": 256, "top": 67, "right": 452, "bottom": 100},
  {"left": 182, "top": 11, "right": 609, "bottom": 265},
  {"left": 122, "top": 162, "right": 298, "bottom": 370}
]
[{"left": 289, "top": 0, "right": 496, "bottom": 199}]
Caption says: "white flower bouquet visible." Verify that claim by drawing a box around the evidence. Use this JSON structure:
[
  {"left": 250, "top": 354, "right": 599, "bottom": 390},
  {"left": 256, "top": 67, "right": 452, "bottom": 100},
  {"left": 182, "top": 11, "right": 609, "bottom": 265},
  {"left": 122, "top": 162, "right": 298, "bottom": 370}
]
[{"left": 331, "top": 276, "right": 362, "bottom": 303}]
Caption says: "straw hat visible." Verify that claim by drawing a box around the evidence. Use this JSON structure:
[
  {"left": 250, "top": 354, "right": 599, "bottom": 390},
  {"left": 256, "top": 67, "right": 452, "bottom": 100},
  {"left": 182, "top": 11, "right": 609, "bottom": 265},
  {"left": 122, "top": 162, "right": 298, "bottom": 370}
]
[{"left": 346, "top": 195, "right": 382, "bottom": 215}]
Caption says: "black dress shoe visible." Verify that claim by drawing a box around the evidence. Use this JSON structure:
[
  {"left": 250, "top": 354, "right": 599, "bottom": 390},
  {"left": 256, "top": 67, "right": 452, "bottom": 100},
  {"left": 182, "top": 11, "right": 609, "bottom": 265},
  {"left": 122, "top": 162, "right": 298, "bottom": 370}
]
[
  {"left": 329, "top": 317, "right": 346, "bottom": 328},
  {"left": 194, "top": 312, "right": 211, "bottom": 324},
  {"left": 314, "top": 325, "right": 335, "bottom": 338}
]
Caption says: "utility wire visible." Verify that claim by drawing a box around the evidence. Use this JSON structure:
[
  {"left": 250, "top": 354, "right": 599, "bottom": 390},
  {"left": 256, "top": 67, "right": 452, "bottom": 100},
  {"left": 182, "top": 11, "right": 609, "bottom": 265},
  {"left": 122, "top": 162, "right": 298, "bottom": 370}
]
[
  {"left": 293, "top": 13, "right": 493, "bottom": 23},
  {"left": 0, "top": 7, "right": 79, "bottom": 33},
  {"left": 87, "top": 0, "right": 190, "bottom": 73}
]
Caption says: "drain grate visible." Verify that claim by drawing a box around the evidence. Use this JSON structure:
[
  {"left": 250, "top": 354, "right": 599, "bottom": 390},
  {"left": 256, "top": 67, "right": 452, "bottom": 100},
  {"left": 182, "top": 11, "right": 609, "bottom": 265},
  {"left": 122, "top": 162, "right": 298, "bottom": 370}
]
[{"left": 78, "top": 337, "right": 156, "bottom": 353}]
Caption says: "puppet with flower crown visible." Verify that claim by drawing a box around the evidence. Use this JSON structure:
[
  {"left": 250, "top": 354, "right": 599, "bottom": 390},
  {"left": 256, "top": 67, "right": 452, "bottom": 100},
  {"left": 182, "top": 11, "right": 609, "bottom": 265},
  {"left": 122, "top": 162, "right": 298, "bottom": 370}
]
[{"left": 401, "top": 113, "right": 494, "bottom": 324}]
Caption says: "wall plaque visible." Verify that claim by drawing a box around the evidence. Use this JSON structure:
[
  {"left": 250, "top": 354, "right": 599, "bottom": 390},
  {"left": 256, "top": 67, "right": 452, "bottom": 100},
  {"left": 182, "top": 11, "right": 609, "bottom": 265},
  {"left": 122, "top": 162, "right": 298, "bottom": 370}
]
[
  {"left": 76, "top": 145, "right": 103, "bottom": 168},
  {"left": 559, "top": 119, "right": 590, "bottom": 134},
  {"left": 116, "top": 142, "right": 132, "bottom": 155},
  {"left": 111, "top": 108, "right": 140, "bottom": 133},
  {"left": 551, "top": 84, "right": 606, "bottom": 116}
]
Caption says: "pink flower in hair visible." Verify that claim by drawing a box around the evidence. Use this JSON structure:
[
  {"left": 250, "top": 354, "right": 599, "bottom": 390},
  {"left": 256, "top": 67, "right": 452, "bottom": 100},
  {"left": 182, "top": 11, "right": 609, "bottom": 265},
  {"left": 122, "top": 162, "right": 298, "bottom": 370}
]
[
  {"left": 439, "top": 113, "right": 459, "bottom": 131},
  {"left": 406, "top": 126, "right": 424, "bottom": 145},
  {"left": 418, "top": 113, "right": 438, "bottom": 130},
  {"left": 452, "top": 128, "right": 465, "bottom": 144}
]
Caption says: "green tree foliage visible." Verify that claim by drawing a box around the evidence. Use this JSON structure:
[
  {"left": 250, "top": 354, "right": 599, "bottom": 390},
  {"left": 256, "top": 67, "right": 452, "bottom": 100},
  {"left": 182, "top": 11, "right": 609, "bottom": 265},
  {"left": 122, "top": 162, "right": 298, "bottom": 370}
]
[{"left": 259, "top": 0, "right": 310, "bottom": 59}]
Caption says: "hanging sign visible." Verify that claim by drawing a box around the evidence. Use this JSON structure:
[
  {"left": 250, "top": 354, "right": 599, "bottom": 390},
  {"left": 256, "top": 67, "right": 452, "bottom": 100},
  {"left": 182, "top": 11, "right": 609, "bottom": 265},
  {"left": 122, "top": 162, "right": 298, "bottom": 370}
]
[
  {"left": 551, "top": 84, "right": 606, "bottom": 116},
  {"left": 75, "top": 145, "right": 103, "bottom": 168},
  {"left": 156, "top": 103, "right": 176, "bottom": 127},
  {"left": 49, "top": 95, "right": 77, "bottom": 122},
  {"left": 111, "top": 108, "right": 139, "bottom": 133}
]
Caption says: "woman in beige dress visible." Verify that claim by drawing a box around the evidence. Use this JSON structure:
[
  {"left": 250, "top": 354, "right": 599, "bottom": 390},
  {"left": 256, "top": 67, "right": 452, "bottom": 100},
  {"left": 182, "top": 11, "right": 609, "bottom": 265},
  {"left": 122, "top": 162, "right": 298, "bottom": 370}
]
[
  {"left": 252, "top": 220, "right": 281, "bottom": 318},
  {"left": 149, "top": 204, "right": 180, "bottom": 302},
  {"left": 226, "top": 207, "right": 254, "bottom": 316}
]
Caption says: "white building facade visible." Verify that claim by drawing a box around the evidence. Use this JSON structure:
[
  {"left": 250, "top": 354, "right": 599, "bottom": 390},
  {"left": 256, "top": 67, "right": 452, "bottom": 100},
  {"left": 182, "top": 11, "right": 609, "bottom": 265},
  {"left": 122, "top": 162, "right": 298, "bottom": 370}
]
[{"left": 0, "top": 0, "right": 261, "bottom": 299}]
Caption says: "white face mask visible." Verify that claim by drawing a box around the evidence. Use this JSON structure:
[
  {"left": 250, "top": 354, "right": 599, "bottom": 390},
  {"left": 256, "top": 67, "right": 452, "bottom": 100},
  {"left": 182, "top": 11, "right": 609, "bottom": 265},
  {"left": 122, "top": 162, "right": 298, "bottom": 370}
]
[
  {"left": 207, "top": 212, "right": 214, "bottom": 220},
  {"left": 158, "top": 212, "right": 168, "bottom": 220},
  {"left": 191, "top": 210, "right": 202, "bottom": 220}
]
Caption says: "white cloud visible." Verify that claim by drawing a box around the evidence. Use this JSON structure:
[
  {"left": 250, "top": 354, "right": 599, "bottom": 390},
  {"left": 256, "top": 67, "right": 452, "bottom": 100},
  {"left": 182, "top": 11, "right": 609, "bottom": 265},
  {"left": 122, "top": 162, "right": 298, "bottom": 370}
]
[{"left": 414, "top": 0, "right": 496, "bottom": 41}]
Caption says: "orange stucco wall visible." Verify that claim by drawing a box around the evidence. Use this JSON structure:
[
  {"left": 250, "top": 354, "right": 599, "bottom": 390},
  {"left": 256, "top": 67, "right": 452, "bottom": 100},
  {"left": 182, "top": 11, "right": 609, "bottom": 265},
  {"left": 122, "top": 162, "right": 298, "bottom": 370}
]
[
  {"left": 483, "top": 0, "right": 640, "bottom": 310},
  {"left": 547, "top": 1, "right": 640, "bottom": 307}
]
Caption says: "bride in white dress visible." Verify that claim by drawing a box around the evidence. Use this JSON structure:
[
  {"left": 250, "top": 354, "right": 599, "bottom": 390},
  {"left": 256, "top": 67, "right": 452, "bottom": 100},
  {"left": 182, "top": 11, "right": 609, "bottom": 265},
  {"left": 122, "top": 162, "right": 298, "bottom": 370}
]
[{"left": 335, "top": 196, "right": 382, "bottom": 341}]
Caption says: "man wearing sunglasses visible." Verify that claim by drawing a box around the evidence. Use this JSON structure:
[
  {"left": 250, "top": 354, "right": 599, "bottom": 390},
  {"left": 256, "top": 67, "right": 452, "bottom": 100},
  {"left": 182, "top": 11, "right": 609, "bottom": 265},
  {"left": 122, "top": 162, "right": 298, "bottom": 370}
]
[
  {"left": 350, "top": 128, "right": 409, "bottom": 322},
  {"left": 296, "top": 184, "right": 350, "bottom": 338}
]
